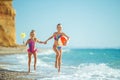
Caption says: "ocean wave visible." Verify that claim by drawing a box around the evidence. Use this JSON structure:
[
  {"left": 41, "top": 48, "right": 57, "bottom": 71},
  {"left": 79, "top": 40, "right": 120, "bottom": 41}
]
[
  {"left": 38, "top": 48, "right": 71, "bottom": 55},
  {"left": 1, "top": 49, "right": 120, "bottom": 80},
  {"left": 73, "top": 63, "right": 120, "bottom": 80},
  {"left": 16, "top": 54, "right": 27, "bottom": 65},
  {"left": 37, "top": 58, "right": 53, "bottom": 68},
  {"left": 62, "top": 49, "right": 71, "bottom": 53},
  {"left": 38, "top": 49, "right": 54, "bottom": 55},
  {"left": 56, "top": 63, "right": 120, "bottom": 80},
  {"left": 89, "top": 52, "right": 94, "bottom": 55}
]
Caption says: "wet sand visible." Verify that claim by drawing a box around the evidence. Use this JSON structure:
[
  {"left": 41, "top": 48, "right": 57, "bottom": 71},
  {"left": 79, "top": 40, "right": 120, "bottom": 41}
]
[
  {"left": 0, "top": 68, "right": 32, "bottom": 80},
  {"left": 0, "top": 47, "right": 50, "bottom": 80}
]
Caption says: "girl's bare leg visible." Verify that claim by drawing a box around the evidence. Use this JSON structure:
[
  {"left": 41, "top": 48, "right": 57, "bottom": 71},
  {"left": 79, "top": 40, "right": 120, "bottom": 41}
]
[
  {"left": 28, "top": 53, "right": 32, "bottom": 73},
  {"left": 58, "top": 49, "right": 62, "bottom": 73},
  {"left": 33, "top": 52, "right": 37, "bottom": 71},
  {"left": 53, "top": 46, "right": 60, "bottom": 68}
]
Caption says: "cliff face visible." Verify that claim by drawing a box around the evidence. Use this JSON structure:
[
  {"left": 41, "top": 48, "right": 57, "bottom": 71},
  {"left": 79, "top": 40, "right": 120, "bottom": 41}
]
[{"left": 0, "top": 0, "right": 16, "bottom": 47}]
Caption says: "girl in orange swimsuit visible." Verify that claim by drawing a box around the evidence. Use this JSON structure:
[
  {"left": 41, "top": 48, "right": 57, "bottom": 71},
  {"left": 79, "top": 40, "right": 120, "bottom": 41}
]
[
  {"left": 45, "top": 24, "right": 69, "bottom": 73},
  {"left": 26, "top": 30, "right": 45, "bottom": 73}
]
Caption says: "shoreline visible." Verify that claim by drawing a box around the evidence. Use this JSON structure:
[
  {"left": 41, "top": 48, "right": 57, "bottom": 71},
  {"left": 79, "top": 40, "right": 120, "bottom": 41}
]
[
  {"left": 0, "top": 46, "right": 34, "bottom": 80},
  {"left": 0, "top": 46, "right": 31, "bottom": 80},
  {"left": 0, "top": 46, "right": 53, "bottom": 55},
  {"left": 0, "top": 67, "right": 32, "bottom": 80},
  {"left": 0, "top": 47, "right": 53, "bottom": 80},
  {"left": 0, "top": 47, "right": 51, "bottom": 80},
  {"left": 0, "top": 46, "right": 27, "bottom": 55}
]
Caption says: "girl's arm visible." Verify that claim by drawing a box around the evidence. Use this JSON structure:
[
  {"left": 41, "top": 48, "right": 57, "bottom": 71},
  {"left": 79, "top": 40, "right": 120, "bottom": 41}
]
[
  {"left": 62, "top": 32, "right": 69, "bottom": 40},
  {"left": 25, "top": 39, "right": 29, "bottom": 46},
  {"left": 45, "top": 33, "right": 55, "bottom": 43},
  {"left": 36, "top": 38, "right": 45, "bottom": 44}
]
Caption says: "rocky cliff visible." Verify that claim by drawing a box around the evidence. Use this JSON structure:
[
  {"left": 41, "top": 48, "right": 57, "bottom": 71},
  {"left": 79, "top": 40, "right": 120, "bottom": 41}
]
[{"left": 0, "top": 0, "right": 16, "bottom": 47}]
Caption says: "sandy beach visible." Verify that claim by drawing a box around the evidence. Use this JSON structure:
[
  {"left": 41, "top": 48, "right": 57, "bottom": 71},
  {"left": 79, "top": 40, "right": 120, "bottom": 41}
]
[
  {"left": 0, "top": 46, "right": 27, "bottom": 55},
  {"left": 0, "top": 46, "right": 31, "bottom": 80},
  {"left": 0, "top": 68, "right": 32, "bottom": 80},
  {"left": 0, "top": 47, "right": 53, "bottom": 80}
]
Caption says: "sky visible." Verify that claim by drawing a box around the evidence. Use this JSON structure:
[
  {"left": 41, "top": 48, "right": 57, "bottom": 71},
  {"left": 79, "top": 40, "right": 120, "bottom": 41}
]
[{"left": 13, "top": 0, "right": 120, "bottom": 48}]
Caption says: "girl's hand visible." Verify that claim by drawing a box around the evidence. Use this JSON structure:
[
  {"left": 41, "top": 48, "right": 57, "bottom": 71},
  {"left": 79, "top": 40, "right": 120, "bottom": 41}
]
[{"left": 44, "top": 41, "right": 47, "bottom": 44}]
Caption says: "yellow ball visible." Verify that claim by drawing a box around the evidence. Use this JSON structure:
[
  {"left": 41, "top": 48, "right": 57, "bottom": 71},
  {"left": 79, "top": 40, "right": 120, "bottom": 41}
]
[{"left": 20, "top": 33, "right": 26, "bottom": 39}]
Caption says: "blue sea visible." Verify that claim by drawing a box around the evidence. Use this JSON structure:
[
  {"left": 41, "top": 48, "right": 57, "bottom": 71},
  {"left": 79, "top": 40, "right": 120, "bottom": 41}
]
[{"left": 0, "top": 48, "right": 120, "bottom": 80}]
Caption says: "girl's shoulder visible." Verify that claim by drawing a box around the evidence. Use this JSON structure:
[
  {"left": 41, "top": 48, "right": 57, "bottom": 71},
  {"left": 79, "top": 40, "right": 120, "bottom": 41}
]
[
  {"left": 54, "top": 32, "right": 57, "bottom": 34},
  {"left": 34, "top": 38, "right": 37, "bottom": 41},
  {"left": 61, "top": 32, "right": 65, "bottom": 35},
  {"left": 26, "top": 39, "right": 31, "bottom": 43},
  {"left": 27, "top": 38, "right": 37, "bottom": 42},
  {"left": 27, "top": 39, "right": 31, "bottom": 41},
  {"left": 53, "top": 32, "right": 57, "bottom": 36},
  {"left": 54, "top": 32, "right": 63, "bottom": 36}
]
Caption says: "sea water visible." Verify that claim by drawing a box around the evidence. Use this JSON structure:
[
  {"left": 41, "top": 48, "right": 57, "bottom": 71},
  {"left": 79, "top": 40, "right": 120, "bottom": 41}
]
[{"left": 0, "top": 48, "right": 120, "bottom": 80}]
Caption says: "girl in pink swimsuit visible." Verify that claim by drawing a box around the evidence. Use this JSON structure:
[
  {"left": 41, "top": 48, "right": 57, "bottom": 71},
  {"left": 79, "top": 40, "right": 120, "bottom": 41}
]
[
  {"left": 27, "top": 39, "right": 37, "bottom": 53},
  {"left": 26, "top": 30, "right": 45, "bottom": 73}
]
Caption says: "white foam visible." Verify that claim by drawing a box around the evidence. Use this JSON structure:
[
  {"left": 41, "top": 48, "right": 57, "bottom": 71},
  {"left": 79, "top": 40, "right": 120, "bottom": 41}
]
[
  {"left": 62, "top": 49, "right": 71, "bottom": 53},
  {"left": 42, "top": 56, "right": 53, "bottom": 60},
  {"left": 16, "top": 54, "right": 27, "bottom": 64},
  {"left": 38, "top": 49, "right": 54, "bottom": 55},
  {"left": 46, "top": 63, "right": 120, "bottom": 80},
  {"left": 37, "top": 58, "right": 52, "bottom": 68},
  {"left": 1, "top": 53, "right": 120, "bottom": 80},
  {"left": 38, "top": 48, "right": 71, "bottom": 55},
  {"left": 72, "top": 63, "right": 120, "bottom": 80}
]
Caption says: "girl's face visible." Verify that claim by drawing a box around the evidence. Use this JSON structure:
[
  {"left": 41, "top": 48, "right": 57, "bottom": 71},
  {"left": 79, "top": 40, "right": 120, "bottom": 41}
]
[
  {"left": 57, "top": 25, "right": 62, "bottom": 32},
  {"left": 30, "top": 32, "right": 36, "bottom": 38}
]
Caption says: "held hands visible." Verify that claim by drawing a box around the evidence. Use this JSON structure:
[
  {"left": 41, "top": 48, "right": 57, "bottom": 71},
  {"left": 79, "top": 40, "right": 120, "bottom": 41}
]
[
  {"left": 44, "top": 41, "right": 47, "bottom": 44},
  {"left": 42, "top": 41, "right": 47, "bottom": 44},
  {"left": 39, "top": 40, "right": 47, "bottom": 44}
]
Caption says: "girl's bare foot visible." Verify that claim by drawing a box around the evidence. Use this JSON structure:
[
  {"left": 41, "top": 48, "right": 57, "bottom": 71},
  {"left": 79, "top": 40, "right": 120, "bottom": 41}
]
[
  {"left": 28, "top": 68, "right": 30, "bottom": 73},
  {"left": 58, "top": 68, "right": 60, "bottom": 73},
  {"left": 58, "top": 63, "right": 60, "bottom": 73},
  {"left": 34, "top": 65, "right": 36, "bottom": 71}
]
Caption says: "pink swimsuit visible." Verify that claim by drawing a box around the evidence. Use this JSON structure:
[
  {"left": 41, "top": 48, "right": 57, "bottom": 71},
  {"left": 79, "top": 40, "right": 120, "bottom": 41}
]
[{"left": 27, "top": 39, "right": 37, "bottom": 53}]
